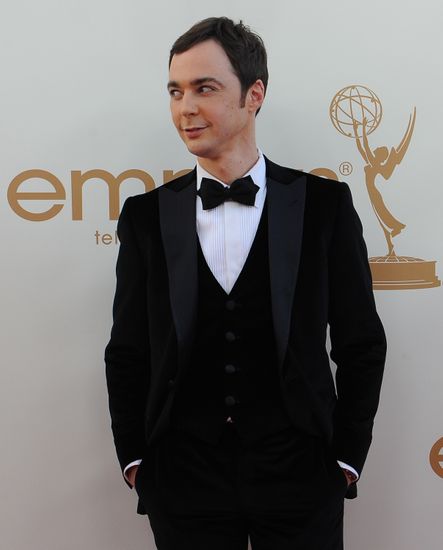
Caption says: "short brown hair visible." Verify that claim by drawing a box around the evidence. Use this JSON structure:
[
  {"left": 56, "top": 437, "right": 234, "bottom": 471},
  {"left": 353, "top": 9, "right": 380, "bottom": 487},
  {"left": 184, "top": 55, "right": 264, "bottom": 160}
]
[{"left": 169, "top": 17, "right": 268, "bottom": 113}]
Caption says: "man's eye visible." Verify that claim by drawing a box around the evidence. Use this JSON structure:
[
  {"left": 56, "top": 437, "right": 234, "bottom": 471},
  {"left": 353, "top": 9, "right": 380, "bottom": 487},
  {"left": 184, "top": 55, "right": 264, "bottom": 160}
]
[
  {"left": 169, "top": 89, "right": 182, "bottom": 98},
  {"left": 199, "top": 86, "right": 214, "bottom": 93}
]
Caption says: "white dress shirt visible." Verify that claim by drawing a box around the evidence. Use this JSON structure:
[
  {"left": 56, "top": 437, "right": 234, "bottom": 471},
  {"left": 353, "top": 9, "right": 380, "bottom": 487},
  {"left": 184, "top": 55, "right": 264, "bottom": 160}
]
[
  {"left": 196, "top": 151, "right": 267, "bottom": 293},
  {"left": 124, "top": 151, "right": 358, "bottom": 483}
]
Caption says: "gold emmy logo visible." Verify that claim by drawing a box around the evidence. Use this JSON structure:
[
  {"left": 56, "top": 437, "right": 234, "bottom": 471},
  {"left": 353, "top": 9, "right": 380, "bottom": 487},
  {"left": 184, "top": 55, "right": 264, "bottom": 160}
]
[
  {"left": 330, "top": 85, "right": 440, "bottom": 290},
  {"left": 429, "top": 438, "right": 443, "bottom": 478}
]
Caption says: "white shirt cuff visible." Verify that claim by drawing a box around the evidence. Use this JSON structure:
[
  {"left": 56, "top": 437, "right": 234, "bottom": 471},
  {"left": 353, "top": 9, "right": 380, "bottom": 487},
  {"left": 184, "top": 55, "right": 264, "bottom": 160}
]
[
  {"left": 337, "top": 460, "right": 359, "bottom": 480},
  {"left": 123, "top": 459, "right": 142, "bottom": 486}
]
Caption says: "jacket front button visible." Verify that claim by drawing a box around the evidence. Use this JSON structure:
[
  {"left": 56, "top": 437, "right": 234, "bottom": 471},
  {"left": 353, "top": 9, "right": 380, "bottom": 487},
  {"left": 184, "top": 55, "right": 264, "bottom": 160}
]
[
  {"left": 168, "top": 379, "right": 175, "bottom": 388},
  {"left": 225, "top": 331, "right": 236, "bottom": 343}
]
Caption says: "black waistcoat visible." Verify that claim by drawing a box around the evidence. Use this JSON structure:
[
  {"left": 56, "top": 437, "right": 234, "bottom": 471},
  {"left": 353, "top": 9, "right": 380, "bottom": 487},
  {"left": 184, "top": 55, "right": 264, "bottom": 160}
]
[{"left": 171, "top": 204, "right": 292, "bottom": 444}]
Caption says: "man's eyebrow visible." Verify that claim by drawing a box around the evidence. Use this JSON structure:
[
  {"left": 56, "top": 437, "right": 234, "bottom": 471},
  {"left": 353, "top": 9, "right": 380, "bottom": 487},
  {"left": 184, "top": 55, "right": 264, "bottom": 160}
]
[
  {"left": 167, "top": 77, "right": 224, "bottom": 90},
  {"left": 167, "top": 80, "right": 180, "bottom": 90},
  {"left": 191, "top": 77, "right": 224, "bottom": 87}
]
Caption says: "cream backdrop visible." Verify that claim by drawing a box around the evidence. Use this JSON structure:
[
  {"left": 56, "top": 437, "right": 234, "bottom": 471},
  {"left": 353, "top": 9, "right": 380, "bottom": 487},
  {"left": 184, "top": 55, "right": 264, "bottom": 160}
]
[{"left": 1, "top": 1, "right": 442, "bottom": 549}]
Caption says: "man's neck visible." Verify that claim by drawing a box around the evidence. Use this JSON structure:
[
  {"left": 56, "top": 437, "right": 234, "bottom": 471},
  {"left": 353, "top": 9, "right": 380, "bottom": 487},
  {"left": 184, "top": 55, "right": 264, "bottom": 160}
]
[{"left": 198, "top": 146, "right": 260, "bottom": 185}]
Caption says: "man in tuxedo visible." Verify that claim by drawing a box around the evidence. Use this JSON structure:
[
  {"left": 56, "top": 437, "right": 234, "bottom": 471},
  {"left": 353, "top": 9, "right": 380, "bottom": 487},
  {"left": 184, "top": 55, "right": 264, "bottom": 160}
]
[{"left": 105, "top": 17, "right": 386, "bottom": 550}]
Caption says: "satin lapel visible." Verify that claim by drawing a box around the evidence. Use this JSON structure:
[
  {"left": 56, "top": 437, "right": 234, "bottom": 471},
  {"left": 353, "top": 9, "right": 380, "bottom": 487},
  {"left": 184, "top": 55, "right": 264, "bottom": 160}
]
[
  {"left": 267, "top": 174, "right": 307, "bottom": 370},
  {"left": 158, "top": 174, "right": 198, "bottom": 372}
]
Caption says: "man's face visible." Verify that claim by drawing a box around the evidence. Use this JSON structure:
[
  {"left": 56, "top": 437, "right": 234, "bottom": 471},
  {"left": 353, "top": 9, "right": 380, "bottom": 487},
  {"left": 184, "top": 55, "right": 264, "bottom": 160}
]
[{"left": 168, "top": 39, "right": 257, "bottom": 161}]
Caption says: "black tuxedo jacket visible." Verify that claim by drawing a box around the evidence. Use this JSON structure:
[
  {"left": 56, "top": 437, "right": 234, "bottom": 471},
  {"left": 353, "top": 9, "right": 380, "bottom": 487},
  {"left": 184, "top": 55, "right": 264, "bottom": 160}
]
[{"left": 105, "top": 157, "right": 386, "bottom": 497}]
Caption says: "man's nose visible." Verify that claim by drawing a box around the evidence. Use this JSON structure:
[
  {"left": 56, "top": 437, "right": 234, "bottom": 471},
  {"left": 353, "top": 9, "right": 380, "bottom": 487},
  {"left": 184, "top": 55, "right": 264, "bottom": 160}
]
[{"left": 180, "top": 91, "right": 198, "bottom": 116}]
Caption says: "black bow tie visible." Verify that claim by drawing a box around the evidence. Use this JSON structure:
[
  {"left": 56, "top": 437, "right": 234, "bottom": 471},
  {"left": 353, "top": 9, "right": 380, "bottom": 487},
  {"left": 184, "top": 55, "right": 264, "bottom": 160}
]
[{"left": 198, "top": 175, "right": 259, "bottom": 210}]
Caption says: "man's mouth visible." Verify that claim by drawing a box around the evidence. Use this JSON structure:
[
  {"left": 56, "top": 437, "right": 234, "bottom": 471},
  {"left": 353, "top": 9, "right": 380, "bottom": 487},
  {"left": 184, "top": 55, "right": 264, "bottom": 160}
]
[{"left": 182, "top": 126, "right": 207, "bottom": 138}]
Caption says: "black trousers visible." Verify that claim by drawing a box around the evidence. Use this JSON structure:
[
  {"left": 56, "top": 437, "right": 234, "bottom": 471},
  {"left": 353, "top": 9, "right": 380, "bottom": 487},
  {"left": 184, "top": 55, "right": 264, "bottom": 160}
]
[{"left": 135, "top": 424, "right": 348, "bottom": 550}]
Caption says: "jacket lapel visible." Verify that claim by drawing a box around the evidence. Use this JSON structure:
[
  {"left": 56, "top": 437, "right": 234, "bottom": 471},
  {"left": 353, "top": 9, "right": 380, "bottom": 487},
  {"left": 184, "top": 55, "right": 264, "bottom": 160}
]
[
  {"left": 266, "top": 159, "right": 307, "bottom": 370},
  {"left": 158, "top": 170, "right": 198, "bottom": 373}
]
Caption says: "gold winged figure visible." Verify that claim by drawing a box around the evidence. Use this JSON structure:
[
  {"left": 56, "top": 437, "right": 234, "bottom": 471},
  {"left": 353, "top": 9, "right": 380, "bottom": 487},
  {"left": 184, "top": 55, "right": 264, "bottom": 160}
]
[{"left": 353, "top": 108, "right": 416, "bottom": 256}]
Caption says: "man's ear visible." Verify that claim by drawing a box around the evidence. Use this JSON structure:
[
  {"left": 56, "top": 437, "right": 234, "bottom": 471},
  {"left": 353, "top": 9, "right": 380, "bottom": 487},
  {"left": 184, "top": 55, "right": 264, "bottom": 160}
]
[{"left": 247, "top": 79, "right": 265, "bottom": 114}]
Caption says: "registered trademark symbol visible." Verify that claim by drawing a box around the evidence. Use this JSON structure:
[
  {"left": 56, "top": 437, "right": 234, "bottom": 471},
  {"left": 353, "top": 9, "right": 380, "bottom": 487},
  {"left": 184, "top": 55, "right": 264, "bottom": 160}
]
[
  {"left": 339, "top": 162, "right": 353, "bottom": 176},
  {"left": 429, "top": 438, "right": 443, "bottom": 478}
]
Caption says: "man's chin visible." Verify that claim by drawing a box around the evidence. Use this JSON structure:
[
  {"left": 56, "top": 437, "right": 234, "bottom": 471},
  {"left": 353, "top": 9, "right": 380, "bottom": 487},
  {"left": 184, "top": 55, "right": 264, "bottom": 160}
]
[{"left": 183, "top": 141, "right": 212, "bottom": 159}]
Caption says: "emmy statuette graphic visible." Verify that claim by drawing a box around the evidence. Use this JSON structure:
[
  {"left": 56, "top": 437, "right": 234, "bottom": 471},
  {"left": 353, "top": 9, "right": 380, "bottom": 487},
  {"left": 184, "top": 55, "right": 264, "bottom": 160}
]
[{"left": 330, "top": 85, "right": 440, "bottom": 290}]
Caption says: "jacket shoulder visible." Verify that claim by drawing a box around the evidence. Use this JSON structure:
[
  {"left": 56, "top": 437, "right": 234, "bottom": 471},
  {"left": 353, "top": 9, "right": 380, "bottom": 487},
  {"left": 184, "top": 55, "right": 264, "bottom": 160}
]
[
  {"left": 305, "top": 172, "right": 350, "bottom": 199},
  {"left": 265, "top": 156, "right": 349, "bottom": 196},
  {"left": 119, "top": 168, "right": 196, "bottom": 219}
]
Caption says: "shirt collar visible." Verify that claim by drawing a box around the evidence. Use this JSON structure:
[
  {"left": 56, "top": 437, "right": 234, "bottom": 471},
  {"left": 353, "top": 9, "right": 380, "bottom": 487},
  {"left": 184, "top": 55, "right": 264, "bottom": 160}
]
[{"left": 196, "top": 150, "right": 266, "bottom": 208}]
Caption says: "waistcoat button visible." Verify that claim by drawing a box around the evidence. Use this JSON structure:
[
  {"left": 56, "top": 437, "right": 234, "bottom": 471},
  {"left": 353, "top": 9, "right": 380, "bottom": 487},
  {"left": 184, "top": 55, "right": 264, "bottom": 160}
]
[
  {"left": 224, "top": 395, "right": 237, "bottom": 407},
  {"left": 224, "top": 364, "right": 236, "bottom": 374},
  {"left": 225, "top": 331, "right": 236, "bottom": 342}
]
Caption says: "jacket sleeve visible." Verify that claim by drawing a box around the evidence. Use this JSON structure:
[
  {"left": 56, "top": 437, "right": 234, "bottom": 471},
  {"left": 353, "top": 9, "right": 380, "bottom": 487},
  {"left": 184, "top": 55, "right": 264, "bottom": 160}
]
[
  {"left": 105, "top": 197, "right": 150, "bottom": 472},
  {"left": 328, "top": 182, "right": 387, "bottom": 475}
]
